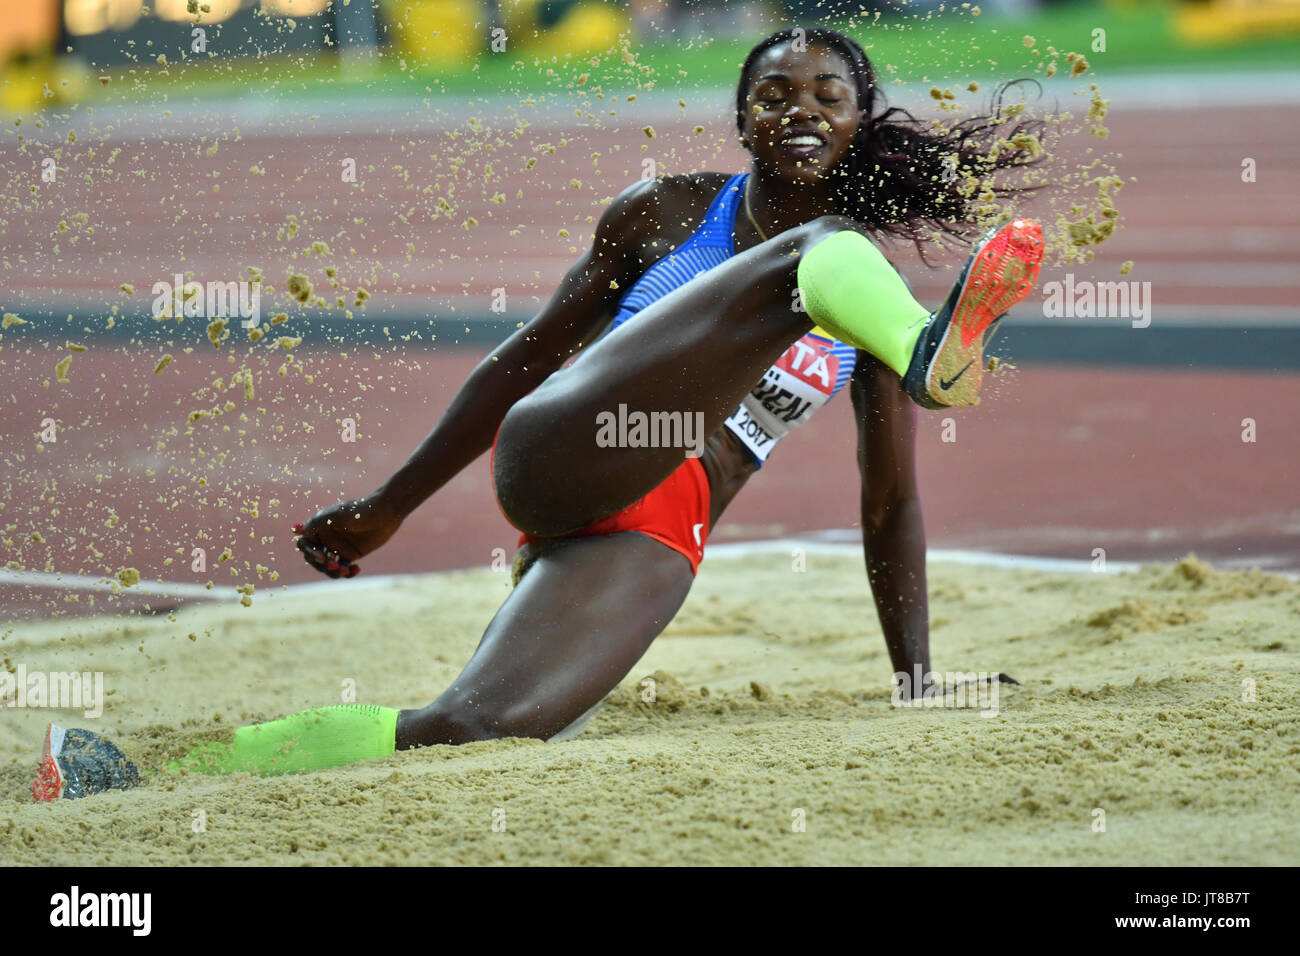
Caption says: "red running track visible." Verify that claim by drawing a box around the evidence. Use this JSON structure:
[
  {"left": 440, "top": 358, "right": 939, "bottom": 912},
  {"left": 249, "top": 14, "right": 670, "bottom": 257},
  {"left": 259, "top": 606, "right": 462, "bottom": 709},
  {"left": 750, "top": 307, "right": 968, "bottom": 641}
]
[
  {"left": 2, "top": 97, "right": 1297, "bottom": 620},
  {"left": 1, "top": 103, "right": 1297, "bottom": 313},
  {"left": 1, "top": 345, "right": 1296, "bottom": 622}
]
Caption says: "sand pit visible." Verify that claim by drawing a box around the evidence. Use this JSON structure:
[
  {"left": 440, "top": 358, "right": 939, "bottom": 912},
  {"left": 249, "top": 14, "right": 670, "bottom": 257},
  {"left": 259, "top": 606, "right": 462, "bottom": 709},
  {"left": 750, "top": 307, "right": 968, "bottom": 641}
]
[{"left": 2, "top": 552, "right": 1297, "bottom": 866}]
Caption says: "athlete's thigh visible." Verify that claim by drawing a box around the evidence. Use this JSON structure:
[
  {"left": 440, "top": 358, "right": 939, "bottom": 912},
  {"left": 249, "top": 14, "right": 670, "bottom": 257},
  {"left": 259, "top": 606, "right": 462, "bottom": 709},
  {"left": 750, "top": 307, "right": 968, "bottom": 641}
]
[
  {"left": 435, "top": 532, "right": 695, "bottom": 739},
  {"left": 493, "top": 233, "right": 815, "bottom": 535}
]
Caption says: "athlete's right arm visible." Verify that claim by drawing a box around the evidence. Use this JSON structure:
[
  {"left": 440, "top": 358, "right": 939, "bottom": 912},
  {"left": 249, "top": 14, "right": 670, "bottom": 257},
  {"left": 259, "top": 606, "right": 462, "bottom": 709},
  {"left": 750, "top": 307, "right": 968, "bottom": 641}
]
[{"left": 372, "top": 178, "right": 660, "bottom": 520}]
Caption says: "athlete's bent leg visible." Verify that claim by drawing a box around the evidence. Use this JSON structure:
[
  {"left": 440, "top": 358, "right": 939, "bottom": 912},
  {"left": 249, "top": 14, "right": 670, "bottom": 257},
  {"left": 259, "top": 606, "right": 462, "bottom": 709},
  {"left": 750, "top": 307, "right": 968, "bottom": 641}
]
[
  {"left": 38, "top": 534, "right": 695, "bottom": 794},
  {"left": 495, "top": 215, "right": 1044, "bottom": 536},
  {"left": 494, "top": 215, "right": 927, "bottom": 536},
  {"left": 397, "top": 532, "right": 695, "bottom": 746}
]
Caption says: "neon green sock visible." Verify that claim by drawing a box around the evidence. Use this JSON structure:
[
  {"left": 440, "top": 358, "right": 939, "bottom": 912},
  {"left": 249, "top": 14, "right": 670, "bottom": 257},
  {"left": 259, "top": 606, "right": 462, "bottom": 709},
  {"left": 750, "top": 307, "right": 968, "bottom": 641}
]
[
  {"left": 169, "top": 705, "right": 400, "bottom": 777},
  {"left": 796, "top": 230, "right": 931, "bottom": 377}
]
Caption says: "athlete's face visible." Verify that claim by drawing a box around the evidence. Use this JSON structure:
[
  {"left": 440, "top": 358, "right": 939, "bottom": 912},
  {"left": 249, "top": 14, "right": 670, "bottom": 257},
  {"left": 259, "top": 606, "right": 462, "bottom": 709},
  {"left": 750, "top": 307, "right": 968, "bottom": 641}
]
[{"left": 742, "top": 42, "right": 866, "bottom": 184}]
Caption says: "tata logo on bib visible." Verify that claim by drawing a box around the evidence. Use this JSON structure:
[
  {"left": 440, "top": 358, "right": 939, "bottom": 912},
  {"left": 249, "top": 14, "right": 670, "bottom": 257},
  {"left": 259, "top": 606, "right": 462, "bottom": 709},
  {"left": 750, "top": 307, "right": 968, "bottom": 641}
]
[{"left": 773, "top": 338, "right": 839, "bottom": 396}]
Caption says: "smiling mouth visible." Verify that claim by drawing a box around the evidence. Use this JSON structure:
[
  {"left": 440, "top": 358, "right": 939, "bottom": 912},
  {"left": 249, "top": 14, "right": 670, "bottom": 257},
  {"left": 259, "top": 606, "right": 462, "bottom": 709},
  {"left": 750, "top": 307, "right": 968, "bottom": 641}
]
[{"left": 777, "top": 132, "right": 827, "bottom": 159}]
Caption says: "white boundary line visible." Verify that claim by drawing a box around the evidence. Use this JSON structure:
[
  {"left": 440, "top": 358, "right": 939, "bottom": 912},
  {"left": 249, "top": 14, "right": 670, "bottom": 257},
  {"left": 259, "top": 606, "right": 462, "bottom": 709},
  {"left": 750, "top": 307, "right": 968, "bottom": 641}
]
[
  {"left": 0, "top": 568, "right": 219, "bottom": 600},
  {"left": 3, "top": 539, "right": 1294, "bottom": 610},
  {"left": 0, "top": 544, "right": 1154, "bottom": 606},
  {"left": 0, "top": 566, "right": 425, "bottom": 602},
  {"left": 704, "top": 539, "right": 1143, "bottom": 574}
]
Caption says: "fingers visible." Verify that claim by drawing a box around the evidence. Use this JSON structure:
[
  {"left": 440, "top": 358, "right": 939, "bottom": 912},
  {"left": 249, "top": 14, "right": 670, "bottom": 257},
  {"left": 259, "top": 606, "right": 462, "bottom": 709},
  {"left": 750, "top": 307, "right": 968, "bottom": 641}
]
[
  {"left": 940, "top": 673, "right": 1021, "bottom": 696},
  {"left": 295, "top": 536, "right": 337, "bottom": 577},
  {"left": 293, "top": 524, "right": 360, "bottom": 579}
]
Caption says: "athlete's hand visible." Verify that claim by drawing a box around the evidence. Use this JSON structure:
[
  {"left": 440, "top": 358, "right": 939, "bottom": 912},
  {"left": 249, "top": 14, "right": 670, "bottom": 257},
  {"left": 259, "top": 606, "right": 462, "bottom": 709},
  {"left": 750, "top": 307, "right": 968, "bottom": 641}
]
[
  {"left": 894, "top": 671, "right": 1020, "bottom": 702},
  {"left": 293, "top": 492, "right": 404, "bottom": 579},
  {"left": 946, "top": 672, "right": 1021, "bottom": 696}
]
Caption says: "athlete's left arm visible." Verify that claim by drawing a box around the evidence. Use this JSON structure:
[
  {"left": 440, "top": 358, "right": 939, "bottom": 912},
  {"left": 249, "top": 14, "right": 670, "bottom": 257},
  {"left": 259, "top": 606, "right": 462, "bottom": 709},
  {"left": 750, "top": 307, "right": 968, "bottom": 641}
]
[{"left": 849, "top": 349, "right": 931, "bottom": 692}]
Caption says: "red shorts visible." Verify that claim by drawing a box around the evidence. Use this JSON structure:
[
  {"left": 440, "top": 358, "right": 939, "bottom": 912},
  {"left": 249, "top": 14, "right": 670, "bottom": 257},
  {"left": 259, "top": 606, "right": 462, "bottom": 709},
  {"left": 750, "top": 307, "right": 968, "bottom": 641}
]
[{"left": 491, "top": 433, "right": 711, "bottom": 575}]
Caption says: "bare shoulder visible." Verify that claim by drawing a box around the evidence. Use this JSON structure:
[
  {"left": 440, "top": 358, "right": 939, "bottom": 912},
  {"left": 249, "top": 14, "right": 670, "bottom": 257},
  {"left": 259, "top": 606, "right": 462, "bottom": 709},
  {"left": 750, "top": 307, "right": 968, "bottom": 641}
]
[
  {"left": 598, "top": 172, "right": 740, "bottom": 259},
  {"left": 657, "top": 171, "right": 738, "bottom": 211},
  {"left": 601, "top": 172, "right": 734, "bottom": 221},
  {"left": 669, "top": 170, "right": 735, "bottom": 193}
]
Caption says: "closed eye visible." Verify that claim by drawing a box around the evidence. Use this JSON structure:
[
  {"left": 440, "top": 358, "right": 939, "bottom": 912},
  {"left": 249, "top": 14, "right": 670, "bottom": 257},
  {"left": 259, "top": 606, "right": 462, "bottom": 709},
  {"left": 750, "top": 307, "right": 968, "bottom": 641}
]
[{"left": 760, "top": 97, "right": 841, "bottom": 106}]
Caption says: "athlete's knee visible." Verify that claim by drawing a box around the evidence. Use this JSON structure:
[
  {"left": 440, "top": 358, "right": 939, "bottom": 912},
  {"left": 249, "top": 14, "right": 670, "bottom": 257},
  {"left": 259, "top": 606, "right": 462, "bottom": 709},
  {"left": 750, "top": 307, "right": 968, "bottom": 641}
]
[
  {"left": 491, "top": 441, "right": 533, "bottom": 532},
  {"left": 769, "top": 216, "right": 867, "bottom": 279},
  {"left": 493, "top": 401, "right": 552, "bottom": 534},
  {"left": 495, "top": 409, "right": 599, "bottom": 537},
  {"left": 803, "top": 214, "right": 867, "bottom": 246},
  {"left": 494, "top": 458, "right": 583, "bottom": 538}
]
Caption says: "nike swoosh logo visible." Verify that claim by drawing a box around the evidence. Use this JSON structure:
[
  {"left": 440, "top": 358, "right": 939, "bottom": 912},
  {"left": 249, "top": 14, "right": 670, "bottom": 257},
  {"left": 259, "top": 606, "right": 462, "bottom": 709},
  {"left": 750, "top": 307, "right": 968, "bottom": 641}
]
[
  {"left": 693, "top": 523, "right": 704, "bottom": 547},
  {"left": 939, "top": 362, "right": 974, "bottom": 390}
]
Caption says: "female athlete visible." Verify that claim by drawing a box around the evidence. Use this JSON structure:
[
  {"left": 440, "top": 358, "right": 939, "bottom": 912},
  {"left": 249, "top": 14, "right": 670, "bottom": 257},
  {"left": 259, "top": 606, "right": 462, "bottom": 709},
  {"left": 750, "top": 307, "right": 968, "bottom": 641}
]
[{"left": 35, "top": 26, "right": 1047, "bottom": 797}]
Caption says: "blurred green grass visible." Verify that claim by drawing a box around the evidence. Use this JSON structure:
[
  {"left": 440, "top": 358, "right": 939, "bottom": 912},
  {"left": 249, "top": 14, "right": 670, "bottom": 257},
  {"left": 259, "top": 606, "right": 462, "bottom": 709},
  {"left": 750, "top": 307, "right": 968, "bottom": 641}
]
[{"left": 46, "top": 0, "right": 1300, "bottom": 108}]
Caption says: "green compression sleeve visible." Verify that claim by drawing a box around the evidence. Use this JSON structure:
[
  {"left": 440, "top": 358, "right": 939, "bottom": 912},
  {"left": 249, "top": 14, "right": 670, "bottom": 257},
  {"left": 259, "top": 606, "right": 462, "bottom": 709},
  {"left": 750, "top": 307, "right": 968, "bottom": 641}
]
[
  {"left": 171, "top": 705, "right": 400, "bottom": 777},
  {"left": 796, "top": 230, "right": 931, "bottom": 377}
]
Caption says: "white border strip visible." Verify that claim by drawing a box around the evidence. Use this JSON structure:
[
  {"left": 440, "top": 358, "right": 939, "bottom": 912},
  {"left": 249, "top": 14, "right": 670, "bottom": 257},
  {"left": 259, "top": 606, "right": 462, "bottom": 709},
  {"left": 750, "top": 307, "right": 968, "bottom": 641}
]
[
  {"left": 4, "top": 541, "right": 1294, "bottom": 610},
  {"left": 0, "top": 545, "right": 1142, "bottom": 604},
  {"left": 0, "top": 567, "right": 220, "bottom": 600},
  {"left": 0, "top": 566, "right": 438, "bottom": 602},
  {"left": 704, "top": 539, "right": 1142, "bottom": 574}
]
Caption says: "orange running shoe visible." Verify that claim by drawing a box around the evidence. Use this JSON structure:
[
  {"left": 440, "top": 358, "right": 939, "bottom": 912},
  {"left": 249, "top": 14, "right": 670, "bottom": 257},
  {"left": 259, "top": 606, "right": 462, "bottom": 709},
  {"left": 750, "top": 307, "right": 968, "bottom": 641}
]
[{"left": 902, "top": 218, "right": 1045, "bottom": 409}]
